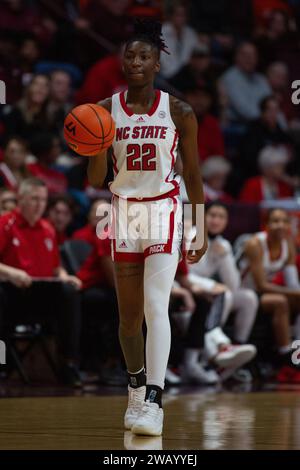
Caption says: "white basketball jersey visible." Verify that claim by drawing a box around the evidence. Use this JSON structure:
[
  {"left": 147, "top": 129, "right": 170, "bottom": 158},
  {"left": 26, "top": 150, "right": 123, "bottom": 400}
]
[
  {"left": 110, "top": 90, "right": 180, "bottom": 199},
  {"left": 240, "top": 231, "right": 289, "bottom": 290}
]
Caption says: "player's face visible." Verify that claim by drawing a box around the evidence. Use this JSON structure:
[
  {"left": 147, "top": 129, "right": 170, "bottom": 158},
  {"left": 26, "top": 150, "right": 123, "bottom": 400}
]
[
  {"left": 206, "top": 206, "right": 228, "bottom": 235},
  {"left": 123, "top": 41, "right": 160, "bottom": 86},
  {"left": 267, "top": 209, "right": 290, "bottom": 239}
]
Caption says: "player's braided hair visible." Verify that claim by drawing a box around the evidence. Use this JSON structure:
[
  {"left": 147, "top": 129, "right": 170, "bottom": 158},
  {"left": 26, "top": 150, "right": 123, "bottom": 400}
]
[{"left": 126, "top": 18, "right": 169, "bottom": 55}]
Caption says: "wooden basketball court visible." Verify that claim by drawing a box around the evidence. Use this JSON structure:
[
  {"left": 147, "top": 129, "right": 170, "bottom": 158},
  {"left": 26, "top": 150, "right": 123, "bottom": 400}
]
[{"left": 0, "top": 389, "right": 300, "bottom": 450}]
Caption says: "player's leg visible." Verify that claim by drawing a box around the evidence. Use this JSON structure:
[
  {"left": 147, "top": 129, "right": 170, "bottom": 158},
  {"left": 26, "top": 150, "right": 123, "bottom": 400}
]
[
  {"left": 114, "top": 261, "right": 146, "bottom": 429},
  {"left": 260, "top": 293, "right": 290, "bottom": 349},
  {"left": 132, "top": 251, "right": 179, "bottom": 436},
  {"left": 231, "top": 289, "right": 258, "bottom": 343}
]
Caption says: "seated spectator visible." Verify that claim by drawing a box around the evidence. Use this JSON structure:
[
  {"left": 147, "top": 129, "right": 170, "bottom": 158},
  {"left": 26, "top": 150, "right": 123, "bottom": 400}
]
[
  {"left": 239, "top": 95, "right": 293, "bottom": 177},
  {"left": 240, "top": 208, "right": 300, "bottom": 383},
  {"left": 0, "top": 177, "right": 82, "bottom": 386},
  {"left": 175, "top": 252, "right": 256, "bottom": 384},
  {"left": 255, "top": 9, "right": 297, "bottom": 69},
  {"left": 72, "top": 199, "right": 106, "bottom": 244},
  {"left": 75, "top": 52, "right": 126, "bottom": 105},
  {"left": 220, "top": 42, "right": 271, "bottom": 124},
  {"left": 18, "top": 34, "right": 41, "bottom": 88},
  {"left": 169, "top": 44, "right": 219, "bottom": 98},
  {"left": 189, "top": 201, "right": 258, "bottom": 348},
  {"left": 47, "top": 194, "right": 75, "bottom": 245},
  {"left": 160, "top": 2, "right": 201, "bottom": 79},
  {"left": 239, "top": 146, "right": 293, "bottom": 203},
  {"left": 266, "top": 62, "right": 300, "bottom": 124},
  {"left": 76, "top": 202, "right": 125, "bottom": 384},
  {"left": 0, "top": 188, "right": 17, "bottom": 215},
  {"left": 0, "top": 136, "right": 30, "bottom": 190},
  {"left": 1, "top": 74, "right": 51, "bottom": 142},
  {"left": 28, "top": 132, "right": 68, "bottom": 194},
  {"left": 185, "top": 86, "right": 225, "bottom": 161},
  {"left": 202, "top": 156, "right": 233, "bottom": 203},
  {"left": 47, "top": 70, "right": 74, "bottom": 139}
]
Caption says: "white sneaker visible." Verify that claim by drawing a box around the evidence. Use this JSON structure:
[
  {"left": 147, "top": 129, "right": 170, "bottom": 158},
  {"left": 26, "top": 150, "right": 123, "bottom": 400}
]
[
  {"left": 215, "top": 344, "right": 256, "bottom": 369},
  {"left": 124, "top": 386, "right": 146, "bottom": 430},
  {"left": 131, "top": 401, "right": 164, "bottom": 436},
  {"left": 182, "top": 362, "right": 219, "bottom": 385}
]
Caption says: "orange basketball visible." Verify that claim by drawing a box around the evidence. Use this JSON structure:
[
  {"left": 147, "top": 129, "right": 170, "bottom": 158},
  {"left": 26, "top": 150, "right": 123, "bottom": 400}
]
[{"left": 63, "top": 103, "right": 115, "bottom": 156}]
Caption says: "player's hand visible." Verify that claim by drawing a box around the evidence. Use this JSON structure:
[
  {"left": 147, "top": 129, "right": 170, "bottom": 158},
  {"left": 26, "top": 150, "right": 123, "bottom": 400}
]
[
  {"left": 187, "top": 237, "right": 208, "bottom": 264},
  {"left": 8, "top": 268, "right": 32, "bottom": 288}
]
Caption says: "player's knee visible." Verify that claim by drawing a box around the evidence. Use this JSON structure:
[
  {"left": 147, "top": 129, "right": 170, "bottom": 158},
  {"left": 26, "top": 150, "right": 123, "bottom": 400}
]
[
  {"left": 243, "top": 289, "right": 259, "bottom": 310},
  {"left": 274, "top": 295, "right": 289, "bottom": 313}
]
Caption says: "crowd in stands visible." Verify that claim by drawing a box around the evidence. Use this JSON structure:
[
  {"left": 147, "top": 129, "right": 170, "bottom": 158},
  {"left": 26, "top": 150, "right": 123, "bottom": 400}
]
[{"left": 1, "top": 0, "right": 300, "bottom": 387}]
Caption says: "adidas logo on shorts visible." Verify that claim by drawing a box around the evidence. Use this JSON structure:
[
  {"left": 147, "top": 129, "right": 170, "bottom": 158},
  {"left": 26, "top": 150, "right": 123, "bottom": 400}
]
[{"left": 119, "top": 241, "right": 128, "bottom": 248}]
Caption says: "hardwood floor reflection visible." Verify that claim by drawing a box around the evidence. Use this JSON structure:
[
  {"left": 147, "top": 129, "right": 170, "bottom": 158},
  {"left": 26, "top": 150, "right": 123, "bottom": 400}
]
[{"left": 0, "top": 392, "right": 300, "bottom": 449}]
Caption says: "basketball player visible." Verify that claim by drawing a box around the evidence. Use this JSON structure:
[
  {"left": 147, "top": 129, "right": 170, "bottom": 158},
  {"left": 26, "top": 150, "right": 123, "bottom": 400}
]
[
  {"left": 87, "top": 20, "right": 207, "bottom": 436},
  {"left": 240, "top": 208, "right": 300, "bottom": 382}
]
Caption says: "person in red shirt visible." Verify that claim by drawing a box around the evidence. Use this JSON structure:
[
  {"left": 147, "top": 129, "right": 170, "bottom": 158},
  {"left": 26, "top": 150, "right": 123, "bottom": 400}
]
[
  {"left": 239, "top": 145, "right": 293, "bottom": 203},
  {"left": 185, "top": 86, "right": 225, "bottom": 161},
  {"left": 28, "top": 132, "right": 67, "bottom": 195},
  {"left": 76, "top": 215, "right": 125, "bottom": 385},
  {"left": 72, "top": 198, "right": 108, "bottom": 245},
  {"left": 0, "top": 177, "right": 82, "bottom": 386},
  {"left": 75, "top": 53, "right": 127, "bottom": 105},
  {"left": 47, "top": 194, "right": 75, "bottom": 246}
]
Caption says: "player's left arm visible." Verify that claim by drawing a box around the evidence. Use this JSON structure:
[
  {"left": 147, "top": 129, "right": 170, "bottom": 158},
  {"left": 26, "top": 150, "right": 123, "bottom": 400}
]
[{"left": 170, "top": 96, "right": 207, "bottom": 264}]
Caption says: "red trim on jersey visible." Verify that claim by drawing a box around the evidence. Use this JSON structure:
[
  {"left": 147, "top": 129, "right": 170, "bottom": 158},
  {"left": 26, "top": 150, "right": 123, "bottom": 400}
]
[
  {"left": 165, "top": 130, "right": 179, "bottom": 192},
  {"left": 113, "top": 252, "right": 144, "bottom": 262},
  {"left": 112, "top": 185, "right": 179, "bottom": 202},
  {"left": 119, "top": 90, "right": 161, "bottom": 117}
]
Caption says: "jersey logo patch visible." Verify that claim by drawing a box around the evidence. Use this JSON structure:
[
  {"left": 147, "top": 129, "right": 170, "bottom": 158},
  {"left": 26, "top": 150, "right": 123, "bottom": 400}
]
[
  {"left": 119, "top": 241, "right": 127, "bottom": 249},
  {"left": 12, "top": 237, "right": 20, "bottom": 247},
  {"left": 158, "top": 111, "right": 166, "bottom": 119},
  {"left": 136, "top": 116, "right": 145, "bottom": 122}
]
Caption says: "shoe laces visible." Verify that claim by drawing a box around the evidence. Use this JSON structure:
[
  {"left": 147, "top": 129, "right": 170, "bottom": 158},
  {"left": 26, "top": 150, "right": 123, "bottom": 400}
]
[
  {"left": 128, "top": 387, "right": 145, "bottom": 412},
  {"left": 140, "top": 400, "right": 159, "bottom": 418}
]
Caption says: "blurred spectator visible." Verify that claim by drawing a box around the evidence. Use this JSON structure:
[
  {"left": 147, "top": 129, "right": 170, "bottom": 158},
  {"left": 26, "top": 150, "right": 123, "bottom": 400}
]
[
  {"left": 202, "top": 156, "right": 233, "bottom": 203},
  {"left": 128, "top": 0, "right": 162, "bottom": 19},
  {"left": 189, "top": 201, "right": 258, "bottom": 346},
  {"left": 0, "top": 188, "right": 17, "bottom": 215},
  {"left": 185, "top": 86, "right": 225, "bottom": 161},
  {"left": 81, "top": 0, "right": 131, "bottom": 62},
  {"left": 169, "top": 44, "right": 221, "bottom": 100},
  {"left": 73, "top": 199, "right": 106, "bottom": 245},
  {"left": 160, "top": 2, "right": 201, "bottom": 79},
  {"left": 266, "top": 62, "right": 300, "bottom": 123},
  {"left": 28, "top": 132, "right": 67, "bottom": 195},
  {"left": 47, "top": 69, "right": 74, "bottom": 137},
  {"left": 220, "top": 42, "right": 271, "bottom": 124},
  {"left": 252, "top": 0, "right": 292, "bottom": 29},
  {"left": 75, "top": 52, "right": 126, "bottom": 105},
  {"left": 0, "top": 0, "right": 54, "bottom": 47},
  {"left": 1, "top": 74, "right": 51, "bottom": 142},
  {"left": 0, "top": 136, "right": 30, "bottom": 190},
  {"left": 18, "top": 34, "right": 41, "bottom": 86},
  {"left": 239, "top": 145, "right": 293, "bottom": 202},
  {"left": 47, "top": 194, "right": 75, "bottom": 245},
  {"left": 240, "top": 95, "right": 292, "bottom": 177},
  {"left": 0, "top": 177, "right": 82, "bottom": 386}
]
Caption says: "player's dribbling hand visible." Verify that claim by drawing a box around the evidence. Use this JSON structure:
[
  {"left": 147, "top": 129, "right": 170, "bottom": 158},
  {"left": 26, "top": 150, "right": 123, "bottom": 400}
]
[
  {"left": 8, "top": 267, "right": 32, "bottom": 288},
  {"left": 186, "top": 237, "right": 208, "bottom": 264}
]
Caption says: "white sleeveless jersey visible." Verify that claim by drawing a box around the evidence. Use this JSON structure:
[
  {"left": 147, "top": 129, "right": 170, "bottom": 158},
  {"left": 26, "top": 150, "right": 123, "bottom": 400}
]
[
  {"left": 240, "top": 231, "right": 289, "bottom": 290},
  {"left": 110, "top": 89, "right": 180, "bottom": 199}
]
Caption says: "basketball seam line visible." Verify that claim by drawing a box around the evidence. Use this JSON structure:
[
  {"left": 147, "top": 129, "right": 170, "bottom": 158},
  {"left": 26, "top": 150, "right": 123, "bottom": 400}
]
[
  {"left": 70, "top": 110, "right": 102, "bottom": 140},
  {"left": 86, "top": 104, "right": 105, "bottom": 145}
]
